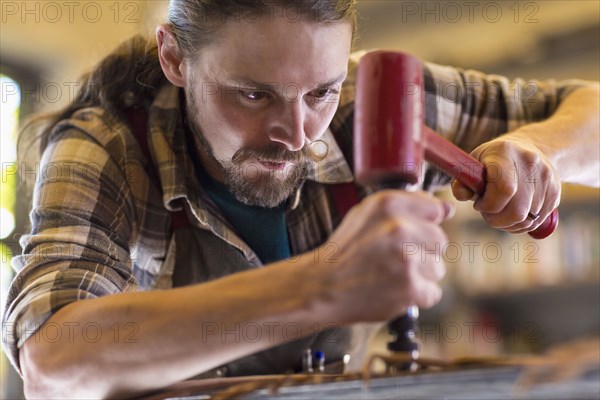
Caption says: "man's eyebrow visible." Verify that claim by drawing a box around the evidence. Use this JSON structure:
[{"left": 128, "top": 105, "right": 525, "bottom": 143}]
[
  {"left": 313, "top": 72, "right": 348, "bottom": 88},
  {"left": 227, "top": 72, "right": 347, "bottom": 91}
]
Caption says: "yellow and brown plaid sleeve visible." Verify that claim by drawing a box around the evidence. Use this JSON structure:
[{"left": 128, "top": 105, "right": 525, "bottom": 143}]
[
  {"left": 423, "top": 62, "right": 592, "bottom": 150},
  {"left": 2, "top": 109, "right": 153, "bottom": 375}
]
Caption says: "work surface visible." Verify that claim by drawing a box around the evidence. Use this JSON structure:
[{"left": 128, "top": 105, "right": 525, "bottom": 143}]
[
  {"left": 140, "top": 364, "right": 600, "bottom": 400},
  {"left": 138, "top": 337, "right": 600, "bottom": 399}
]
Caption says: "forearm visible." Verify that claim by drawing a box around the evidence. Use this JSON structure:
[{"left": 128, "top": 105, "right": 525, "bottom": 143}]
[
  {"left": 504, "top": 85, "right": 600, "bottom": 186},
  {"left": 22, "top": 254, "right": 333, "bottom": 398}
]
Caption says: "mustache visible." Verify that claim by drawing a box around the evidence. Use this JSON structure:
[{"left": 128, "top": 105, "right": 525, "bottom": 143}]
[{"left": 232, "top": 144, "right": 312, "bottom": 165}]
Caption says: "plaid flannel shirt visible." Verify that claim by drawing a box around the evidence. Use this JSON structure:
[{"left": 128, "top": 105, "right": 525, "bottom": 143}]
[{"left": 2, "top": 52, "right": 590, "bottom": 375}]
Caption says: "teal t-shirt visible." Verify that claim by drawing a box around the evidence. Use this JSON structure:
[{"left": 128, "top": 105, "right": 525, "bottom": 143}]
[{"left": 198, "top": 168, "right": 291, "bottom": 264}]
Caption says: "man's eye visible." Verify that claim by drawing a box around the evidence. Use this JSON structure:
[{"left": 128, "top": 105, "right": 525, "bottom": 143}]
[
  {"left": 310, "top": 88, "right": 339, "bottom": 100},
  {"left": 240, "top": 90, "right": 272, "bottom": 102}
]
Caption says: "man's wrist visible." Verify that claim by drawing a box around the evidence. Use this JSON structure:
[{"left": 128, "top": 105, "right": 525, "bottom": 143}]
[{"left": 281, "top": 250, "right": 348, "bottom": 327}]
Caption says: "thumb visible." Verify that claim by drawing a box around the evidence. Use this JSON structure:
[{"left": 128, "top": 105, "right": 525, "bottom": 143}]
[{"left": 451, "top": 179, "right": 476, "bottom": 202}]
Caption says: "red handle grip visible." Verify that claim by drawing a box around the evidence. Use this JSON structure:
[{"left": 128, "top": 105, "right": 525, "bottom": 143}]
[{"left": 423, "top": 127, "right": 558, "bottom": 239}]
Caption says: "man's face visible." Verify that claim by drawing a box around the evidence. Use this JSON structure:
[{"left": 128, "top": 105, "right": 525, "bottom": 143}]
[{"left": 183, "top": 13, "right": 352, "bottom": 208}]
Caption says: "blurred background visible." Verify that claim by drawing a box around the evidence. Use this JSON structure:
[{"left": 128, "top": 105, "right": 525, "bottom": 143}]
[{"left": 1, "top": 1, "right": 598, "bottom": 397}]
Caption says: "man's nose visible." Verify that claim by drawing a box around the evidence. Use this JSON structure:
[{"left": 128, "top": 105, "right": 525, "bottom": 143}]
[{"left": 268, "top": 101, "right": 306, "bottom": 152}]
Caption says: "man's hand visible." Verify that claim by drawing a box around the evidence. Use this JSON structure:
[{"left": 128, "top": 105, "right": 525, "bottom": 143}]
[
  {"left": 451, "top": 131, "right": 561, "bottom": 234},
  {"left": 319, "top": 191, "right": 454, "bottom": 324},
  {"left": 452, "top": 85, "right": 599, "bottom": 235}
]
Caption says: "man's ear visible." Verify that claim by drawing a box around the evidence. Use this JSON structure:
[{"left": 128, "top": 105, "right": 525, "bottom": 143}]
[{"left": 157, "top": 24, "right": 186, "bottom": 87}]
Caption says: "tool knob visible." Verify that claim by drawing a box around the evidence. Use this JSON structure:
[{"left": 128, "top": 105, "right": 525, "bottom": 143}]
[
  {"left": 387, "top": 305, "right": 419, "bottom": 354},
  {"left": 529, "top": 208, "right": 559, "bottom": 239}
]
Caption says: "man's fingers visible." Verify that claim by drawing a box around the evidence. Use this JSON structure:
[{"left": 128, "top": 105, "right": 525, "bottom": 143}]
[
  {"left": 451, "top": 180, "right": 476, "bottom": 202},
  {"left": 412, "top": 278, "right": 443, "bottom": 309},
  {"left": 371, "top": 190, "right": 455, "bottom": 223}
]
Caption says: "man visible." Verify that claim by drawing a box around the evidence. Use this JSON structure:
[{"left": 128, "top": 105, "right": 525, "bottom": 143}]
[{"left": 4, "top": 0, "right": 599, "bottom": 397}]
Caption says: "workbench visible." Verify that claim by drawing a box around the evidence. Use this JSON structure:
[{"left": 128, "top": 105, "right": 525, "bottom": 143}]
[{"left": 139, "top": 360, "right": 600, "bottom": 399}]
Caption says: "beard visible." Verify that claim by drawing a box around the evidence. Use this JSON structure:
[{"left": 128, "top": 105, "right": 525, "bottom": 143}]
[{"left": 184, "top": 85, "right": 313, "bottom": 208}]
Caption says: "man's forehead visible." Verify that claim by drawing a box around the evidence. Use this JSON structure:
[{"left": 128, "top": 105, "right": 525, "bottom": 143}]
[
  {"left": 226, "top": 71, "right": 348, "bottom": 90},
  {"left": 196, "top": 15, "right": 352, "bottom": 85}
]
